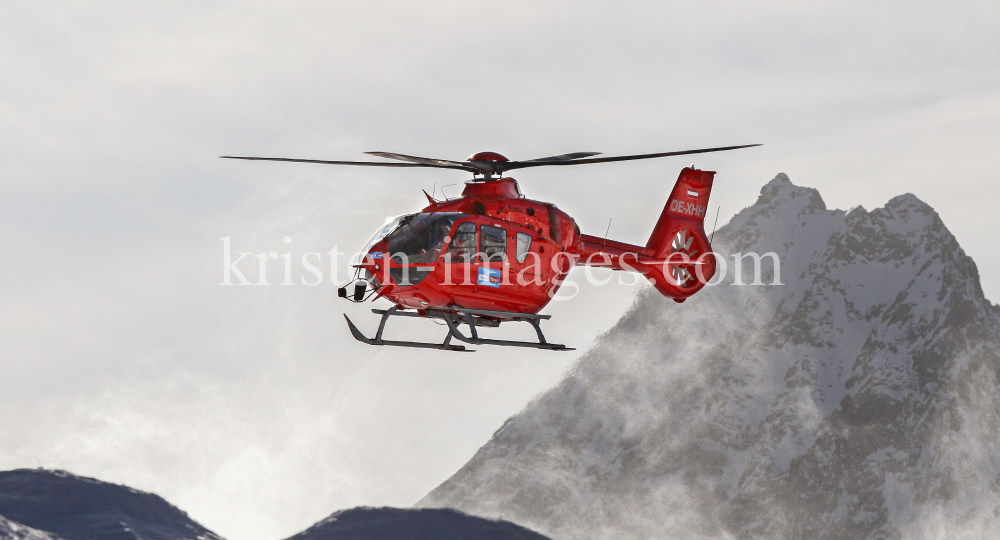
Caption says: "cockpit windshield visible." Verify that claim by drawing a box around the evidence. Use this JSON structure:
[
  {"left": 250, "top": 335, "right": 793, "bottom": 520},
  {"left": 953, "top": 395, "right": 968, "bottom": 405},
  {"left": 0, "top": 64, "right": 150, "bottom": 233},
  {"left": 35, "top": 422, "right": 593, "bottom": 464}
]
[
  {"left": 361, "top": 215, "right": 406, "bottom": 256},
  {"left": 385, "top": 212, "right": 465, "bottom": 264}
]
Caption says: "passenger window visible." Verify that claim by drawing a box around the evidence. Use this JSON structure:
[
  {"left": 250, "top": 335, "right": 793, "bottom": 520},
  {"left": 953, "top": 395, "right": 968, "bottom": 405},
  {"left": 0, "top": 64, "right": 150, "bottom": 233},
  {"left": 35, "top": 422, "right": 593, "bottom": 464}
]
[
  {"left": 446, "top": 222, "right": 477, "bottom": 262},
  {"left": 480, "top": 225, "right": 507, "bottom": 262},
  {"left": 515, "top": 232, "right": 532, "bottom": 263}
]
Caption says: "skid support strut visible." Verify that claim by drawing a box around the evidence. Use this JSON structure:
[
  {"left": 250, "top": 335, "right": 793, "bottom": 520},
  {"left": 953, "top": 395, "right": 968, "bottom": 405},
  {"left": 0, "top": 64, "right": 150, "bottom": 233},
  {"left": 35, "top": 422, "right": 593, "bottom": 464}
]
[{"left": 343, "top": 306, "right": 573, "bottom": 352}]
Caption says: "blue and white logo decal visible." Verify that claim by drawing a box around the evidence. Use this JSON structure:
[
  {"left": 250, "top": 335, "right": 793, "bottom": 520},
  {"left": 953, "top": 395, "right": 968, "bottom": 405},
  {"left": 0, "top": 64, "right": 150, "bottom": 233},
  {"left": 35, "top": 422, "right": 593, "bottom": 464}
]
[
  {"left": 477, "top": 267, "right": 501, "bottom": 288},
  {"left": 369, "top": 251, "right": 384, "bottom": 259}
]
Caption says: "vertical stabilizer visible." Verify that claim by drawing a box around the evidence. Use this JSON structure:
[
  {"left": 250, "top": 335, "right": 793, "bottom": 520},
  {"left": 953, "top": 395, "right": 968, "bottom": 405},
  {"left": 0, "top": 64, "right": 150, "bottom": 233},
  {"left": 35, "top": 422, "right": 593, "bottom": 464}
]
[{"left": 646, "top": 167, "right": 714, "bottom": 257}]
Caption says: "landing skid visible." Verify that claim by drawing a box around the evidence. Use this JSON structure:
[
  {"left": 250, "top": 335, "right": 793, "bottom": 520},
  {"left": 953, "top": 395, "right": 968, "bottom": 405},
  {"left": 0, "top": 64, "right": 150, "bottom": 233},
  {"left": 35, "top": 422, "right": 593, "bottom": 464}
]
[{"left": 343, "top": 306, "right": 573, "bottom": 352}]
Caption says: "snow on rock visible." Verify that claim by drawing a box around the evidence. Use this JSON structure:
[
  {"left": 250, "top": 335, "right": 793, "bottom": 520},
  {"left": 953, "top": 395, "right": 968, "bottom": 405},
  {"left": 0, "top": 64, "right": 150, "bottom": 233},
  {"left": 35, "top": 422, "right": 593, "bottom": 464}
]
[
  {"left": 0, "top": 516, "right": 62, "bottom": 540},
  {"left": 418, "top": 174, "right": 1000, "bottom": 539}
]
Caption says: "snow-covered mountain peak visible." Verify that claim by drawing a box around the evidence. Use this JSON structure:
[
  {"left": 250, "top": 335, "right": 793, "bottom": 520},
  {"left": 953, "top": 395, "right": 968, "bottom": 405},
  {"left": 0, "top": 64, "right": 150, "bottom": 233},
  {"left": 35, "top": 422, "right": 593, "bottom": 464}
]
[
  {"left": 419, "top": 174, "right": 1000, "bottom": 540},
  {"left": 762, "top": 172, "right": 792, "bottom": 188},
  {"left": 884, "top": 192, "right": 933, "bottom": 213},
  {"left": 753, "top": 173, "right": 825, "bottom": 212},
  {"left": 719, "top": 175, "right": 833, "bottom": 258}
]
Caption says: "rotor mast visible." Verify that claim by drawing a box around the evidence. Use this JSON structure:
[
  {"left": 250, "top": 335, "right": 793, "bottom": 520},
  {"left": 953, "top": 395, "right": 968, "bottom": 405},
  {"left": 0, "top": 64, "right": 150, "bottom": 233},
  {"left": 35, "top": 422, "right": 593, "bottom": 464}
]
[{"left": 465, "top": 151, "right": 510, "bottom": 182}]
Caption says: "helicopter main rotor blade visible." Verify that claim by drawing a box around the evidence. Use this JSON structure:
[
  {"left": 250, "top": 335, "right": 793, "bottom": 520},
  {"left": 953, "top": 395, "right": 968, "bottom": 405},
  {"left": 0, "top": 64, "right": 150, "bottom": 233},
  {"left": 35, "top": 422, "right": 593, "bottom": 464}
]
[
  {"left": 219, "top": 155, "right": 476, "bottom": 171},
  {"left": 364, "top": 152, "right": 474, "bottom": 170},
  {"left": 501, "top": 144, "right": 762, "bottom": 172},
  {"left": 222, "top": 144, "right": 762, "bottom": 177},
  {"left": 518, "top": 152, "right": 602, "bottom": 163}
]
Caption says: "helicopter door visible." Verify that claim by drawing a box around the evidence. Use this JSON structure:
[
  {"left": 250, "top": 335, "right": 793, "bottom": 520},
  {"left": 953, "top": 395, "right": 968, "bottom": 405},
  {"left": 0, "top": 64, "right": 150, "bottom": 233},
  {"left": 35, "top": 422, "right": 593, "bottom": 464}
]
[
  {"left": 444, "top": 221, "right": 477, "bottom": 287},
  {"left": 511, "top": 231, "right": 540, "bottom": 287},
  {"left": 477, "top": 224, "right": 507, "bottom": 292}
]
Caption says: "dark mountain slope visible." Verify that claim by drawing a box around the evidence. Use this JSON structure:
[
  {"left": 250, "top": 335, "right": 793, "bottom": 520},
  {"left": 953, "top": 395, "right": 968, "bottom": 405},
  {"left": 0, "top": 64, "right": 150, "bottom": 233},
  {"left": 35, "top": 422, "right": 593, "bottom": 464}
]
[
  {"left": 283, "top": 506, "right": 551, "bottom": 540},
  {"left": 0, "top": 469, "right": 223, "bottom": 540}
]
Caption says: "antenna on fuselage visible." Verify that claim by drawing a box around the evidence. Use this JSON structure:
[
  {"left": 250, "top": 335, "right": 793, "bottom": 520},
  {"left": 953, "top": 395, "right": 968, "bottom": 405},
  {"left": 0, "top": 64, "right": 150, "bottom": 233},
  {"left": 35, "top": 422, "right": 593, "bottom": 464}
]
[{"left": 710, "top": 207, "right": 720, "bottom": 243}]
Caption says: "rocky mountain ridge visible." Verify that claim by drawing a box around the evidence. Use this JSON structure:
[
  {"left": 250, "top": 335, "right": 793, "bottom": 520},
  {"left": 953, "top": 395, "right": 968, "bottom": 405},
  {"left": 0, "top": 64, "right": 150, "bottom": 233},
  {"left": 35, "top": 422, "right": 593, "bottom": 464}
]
[{"left": 418, "top": 174, "right": 1000, "bottom": 539}]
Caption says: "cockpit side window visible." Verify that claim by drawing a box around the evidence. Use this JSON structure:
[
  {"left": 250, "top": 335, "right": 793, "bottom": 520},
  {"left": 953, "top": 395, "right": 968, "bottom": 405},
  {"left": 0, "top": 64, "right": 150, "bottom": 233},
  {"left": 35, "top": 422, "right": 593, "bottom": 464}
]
[
  {"left": 481, "top": 225, "right": 507, "bottom": 263},
  {"left": 515, "top": 232, "right": 532, "bottom": 263},
  {"left": 446, "top": 221, "right": 477, "bottom": 262}
]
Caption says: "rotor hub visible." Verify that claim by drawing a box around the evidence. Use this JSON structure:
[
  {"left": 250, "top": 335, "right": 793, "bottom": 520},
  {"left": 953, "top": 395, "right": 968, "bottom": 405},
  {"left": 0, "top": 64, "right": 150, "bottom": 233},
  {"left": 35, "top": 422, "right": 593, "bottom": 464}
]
[{"left": 466, "top": 151, "right": 509, "bottom": 163}]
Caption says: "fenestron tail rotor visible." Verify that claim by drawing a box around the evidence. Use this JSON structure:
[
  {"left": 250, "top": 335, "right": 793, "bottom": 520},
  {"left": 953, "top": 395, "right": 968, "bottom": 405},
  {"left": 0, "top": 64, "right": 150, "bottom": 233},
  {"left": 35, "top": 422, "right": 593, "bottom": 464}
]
[
  {"left": 220, "top": 144, "right": 761, "bottom": 180},
  {"left": 670, "top": 229, "right": 704, "bottom": 287}
]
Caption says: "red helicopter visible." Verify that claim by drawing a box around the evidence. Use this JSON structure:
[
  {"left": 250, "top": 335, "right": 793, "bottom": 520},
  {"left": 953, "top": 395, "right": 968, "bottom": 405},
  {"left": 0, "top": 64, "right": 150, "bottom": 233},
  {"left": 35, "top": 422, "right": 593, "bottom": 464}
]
[{"left": 222, "top": 144, "right": 759, "bottom": 351}]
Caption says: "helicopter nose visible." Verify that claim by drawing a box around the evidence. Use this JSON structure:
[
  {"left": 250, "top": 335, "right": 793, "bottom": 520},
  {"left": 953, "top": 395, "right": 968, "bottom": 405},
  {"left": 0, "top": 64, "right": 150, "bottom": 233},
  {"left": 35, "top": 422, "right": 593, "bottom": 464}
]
[{"left": 354, "top": 258, "right": 379, "bottom": 274}]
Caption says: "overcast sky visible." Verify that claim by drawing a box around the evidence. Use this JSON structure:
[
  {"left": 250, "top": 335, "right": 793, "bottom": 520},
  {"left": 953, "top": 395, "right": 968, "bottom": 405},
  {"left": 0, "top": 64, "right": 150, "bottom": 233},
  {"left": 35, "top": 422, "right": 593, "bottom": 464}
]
[{"left": 1, "top": 2, "right": 998, "bottom": 540}]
